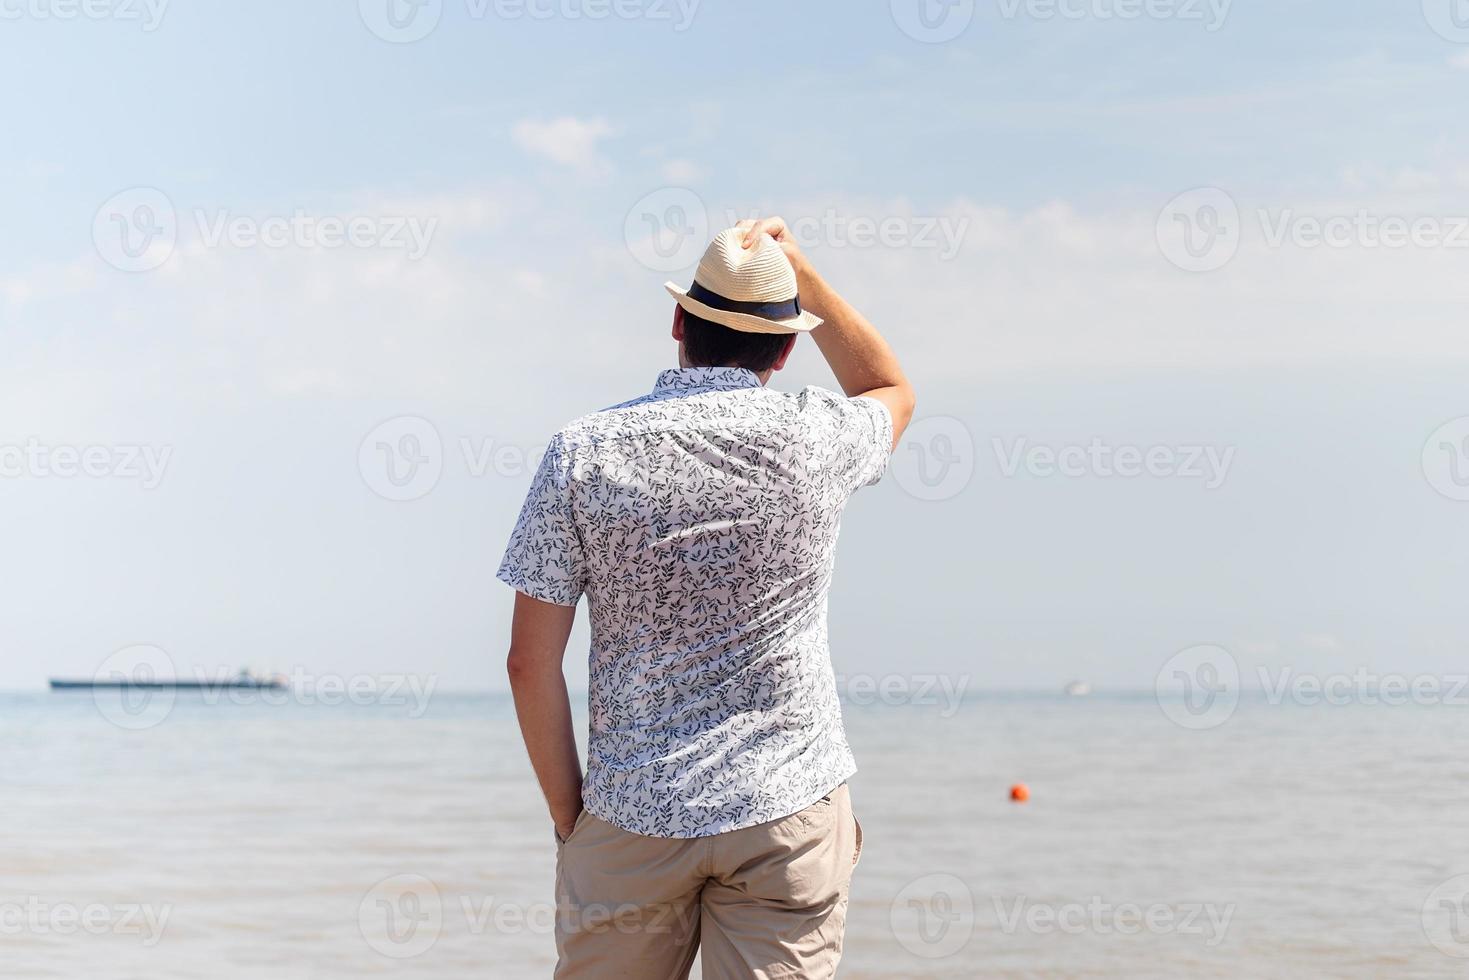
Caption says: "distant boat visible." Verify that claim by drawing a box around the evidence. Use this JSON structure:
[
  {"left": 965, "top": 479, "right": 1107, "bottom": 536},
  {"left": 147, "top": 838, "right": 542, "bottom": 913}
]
[
  {"left": 1063, "top": 680, "right": 1092, "bottom": 697},
  {"left": 50, "top": 669, "right": 286, "bottom": 691}
]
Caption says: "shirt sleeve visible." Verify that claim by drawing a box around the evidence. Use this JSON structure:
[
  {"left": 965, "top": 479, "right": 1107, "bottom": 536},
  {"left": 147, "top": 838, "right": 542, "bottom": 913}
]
[
  {"left": 496, "top": 435, "right": 587, "bottom": 606},
  {"left": 803, "top": 387, "right": 894, "bottom": 494}
]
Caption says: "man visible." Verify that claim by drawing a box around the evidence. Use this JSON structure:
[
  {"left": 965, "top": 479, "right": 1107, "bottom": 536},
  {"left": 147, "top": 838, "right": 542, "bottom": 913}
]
[{"left": 500, "top": 216, "right": 914, "bottom": 978}]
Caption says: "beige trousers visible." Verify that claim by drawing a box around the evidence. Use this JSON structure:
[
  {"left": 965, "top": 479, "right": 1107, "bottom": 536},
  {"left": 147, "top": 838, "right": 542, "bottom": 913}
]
[{"left": 553, "top": 784, "right": 862, "bottom": 979}]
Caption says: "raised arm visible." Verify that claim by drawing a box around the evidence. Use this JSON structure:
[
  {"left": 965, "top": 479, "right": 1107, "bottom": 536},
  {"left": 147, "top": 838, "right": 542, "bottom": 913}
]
[{"left": 738, "top": 217, "right": 915, "bottom": 449}]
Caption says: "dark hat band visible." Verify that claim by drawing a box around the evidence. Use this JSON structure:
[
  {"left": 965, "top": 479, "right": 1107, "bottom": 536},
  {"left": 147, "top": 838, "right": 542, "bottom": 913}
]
[{"left": 688, "top": 281, "right": 802, "bottom": 321}]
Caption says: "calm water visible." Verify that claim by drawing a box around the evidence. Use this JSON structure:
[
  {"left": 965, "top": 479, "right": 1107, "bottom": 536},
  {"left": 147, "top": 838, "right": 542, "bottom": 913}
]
[{"left": 3, "top": 690, "right": 1467, "bottom": 978}]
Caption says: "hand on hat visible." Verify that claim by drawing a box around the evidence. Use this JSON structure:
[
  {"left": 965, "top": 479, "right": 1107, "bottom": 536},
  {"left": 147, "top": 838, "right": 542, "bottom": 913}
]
[{"left": 736, "top": 217, "right": 807, "bottom": 270}]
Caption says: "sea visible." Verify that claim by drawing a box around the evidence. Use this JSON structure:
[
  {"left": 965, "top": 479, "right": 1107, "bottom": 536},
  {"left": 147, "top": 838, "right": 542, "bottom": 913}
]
[{"left": 3, "top": 689, "right": 1467, "bottom": 978}]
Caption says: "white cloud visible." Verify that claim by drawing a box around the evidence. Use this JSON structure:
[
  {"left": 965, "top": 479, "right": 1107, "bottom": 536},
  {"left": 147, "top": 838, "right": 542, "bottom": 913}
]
[
  {"left": 511, "top": 116, "right": 614, "bottom": 175},
  {"left": 9, "top": 174, "right": 1469, "bottom": 430},
  {"left": 1452, "top": 51, "right": 1469, "bottom": 70}
]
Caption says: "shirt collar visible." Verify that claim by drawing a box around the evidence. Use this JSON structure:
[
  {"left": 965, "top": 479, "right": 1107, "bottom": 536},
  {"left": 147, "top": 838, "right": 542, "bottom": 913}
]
[{"left": 653, "top": 367, "right": 762, "bottom": 397}]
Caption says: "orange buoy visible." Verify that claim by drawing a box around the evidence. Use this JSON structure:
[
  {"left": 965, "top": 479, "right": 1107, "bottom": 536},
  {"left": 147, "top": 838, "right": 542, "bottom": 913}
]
[{"left": 1009, "top": 783, "right": 1030, "bottom": 803}]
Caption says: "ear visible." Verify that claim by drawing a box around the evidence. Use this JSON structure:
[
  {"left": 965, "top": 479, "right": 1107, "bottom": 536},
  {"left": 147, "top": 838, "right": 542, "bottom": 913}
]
[
  {"left": 769, "top": 333, "right": 798, "bottom": 372},
  {"left": 671, "top": 304, "right": 686, "bottom": 342}
]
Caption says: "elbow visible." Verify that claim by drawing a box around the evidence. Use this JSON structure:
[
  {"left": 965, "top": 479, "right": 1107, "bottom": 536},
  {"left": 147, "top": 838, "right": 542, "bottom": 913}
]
[
  {"left": 506, "top": 647, "right": 556, "bottom": 685},
  {"left": 894, "top": 384, "right": 917, "bottom": 436},
  {"left": 506, "top": 648, "right": 533, "bottom": 685},
  {"left": 887, "top": 384, "right": 910, "bottom": 423}
]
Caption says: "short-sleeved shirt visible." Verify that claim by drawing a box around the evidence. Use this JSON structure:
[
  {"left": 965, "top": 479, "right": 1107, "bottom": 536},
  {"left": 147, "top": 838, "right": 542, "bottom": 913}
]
[{"left": 497, "top": 366, "right": 892, "bottom": 838}]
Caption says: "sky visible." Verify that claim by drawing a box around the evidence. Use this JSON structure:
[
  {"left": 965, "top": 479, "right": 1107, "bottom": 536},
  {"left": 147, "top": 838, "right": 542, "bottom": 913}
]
[{"left": 1, "top": 0, "right": 1466, "bottom": 693}]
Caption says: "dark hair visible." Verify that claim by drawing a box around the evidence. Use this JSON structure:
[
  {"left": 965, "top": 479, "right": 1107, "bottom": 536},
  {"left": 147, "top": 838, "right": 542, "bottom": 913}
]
[{"left": 680, "top": 309, "right": 792, "bottom": 373}]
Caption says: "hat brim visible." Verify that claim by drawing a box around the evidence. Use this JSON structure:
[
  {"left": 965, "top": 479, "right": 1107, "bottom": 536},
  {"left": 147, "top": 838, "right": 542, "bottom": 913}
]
[{"left": 664, "top": 282, "right": 822, "bottom": 335}]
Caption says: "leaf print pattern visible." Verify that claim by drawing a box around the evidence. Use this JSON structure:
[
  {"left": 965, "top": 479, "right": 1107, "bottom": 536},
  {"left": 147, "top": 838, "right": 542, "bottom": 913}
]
[{"left": 498, "top": 367, "right": 893, "bottom": 838}]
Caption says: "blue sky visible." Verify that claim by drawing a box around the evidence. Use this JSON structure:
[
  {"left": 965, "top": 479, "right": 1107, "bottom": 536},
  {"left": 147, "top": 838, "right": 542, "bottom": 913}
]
[{"left": 1, "top": 1, "right": 1467, "bottom": 691}]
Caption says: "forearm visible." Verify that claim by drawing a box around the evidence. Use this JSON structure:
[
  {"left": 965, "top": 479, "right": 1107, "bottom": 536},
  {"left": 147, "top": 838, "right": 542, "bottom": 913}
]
[
  {"left": 508, "top": 660, "right": 583, "bottom": 828},
  {"left": 793, "top": 256, "right": 915, "bottom": 444}
]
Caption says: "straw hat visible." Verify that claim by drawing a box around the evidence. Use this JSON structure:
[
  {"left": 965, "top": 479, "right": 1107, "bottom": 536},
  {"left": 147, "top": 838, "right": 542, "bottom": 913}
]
[{"left": 664, "top": 228, "right": 822, "bottom": 335}]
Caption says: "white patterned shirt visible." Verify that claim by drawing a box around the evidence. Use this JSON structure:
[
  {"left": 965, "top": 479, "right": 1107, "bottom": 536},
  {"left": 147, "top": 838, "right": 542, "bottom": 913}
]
[{"left": 498, "top": 367, "right": 892, "bottom": 838}]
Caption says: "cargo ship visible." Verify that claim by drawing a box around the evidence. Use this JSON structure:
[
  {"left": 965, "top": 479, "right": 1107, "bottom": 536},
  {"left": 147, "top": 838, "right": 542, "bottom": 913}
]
[{"left": 49, "top": 669, "right": 286, "bottom": 691}]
